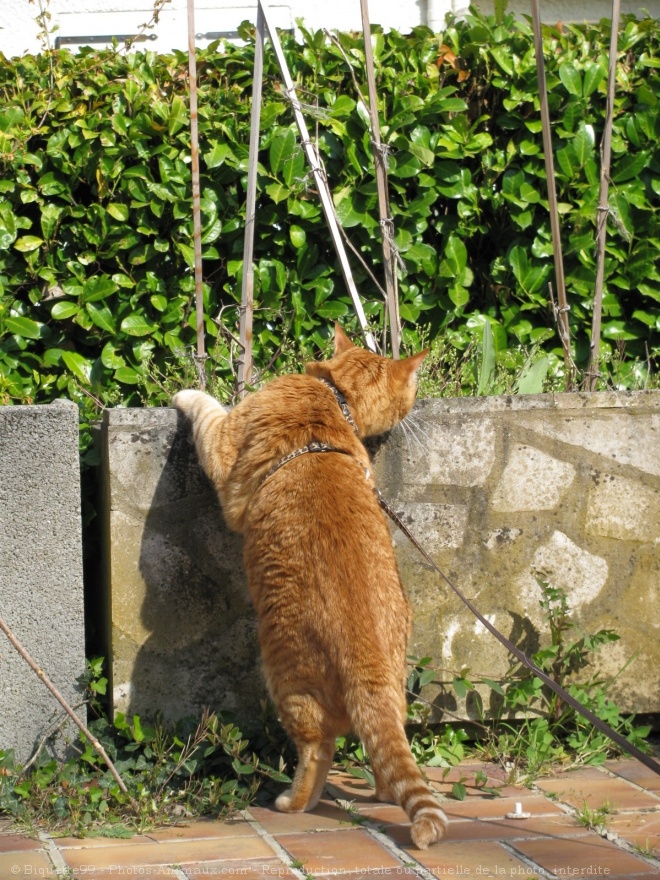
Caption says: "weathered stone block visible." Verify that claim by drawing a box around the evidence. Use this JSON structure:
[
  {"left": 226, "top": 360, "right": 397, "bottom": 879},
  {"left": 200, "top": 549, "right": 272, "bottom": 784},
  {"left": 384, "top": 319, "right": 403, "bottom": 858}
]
[
  {"left": 492, "top": 445, "right": 575, "bottom": 511},
  {"left": 586, "top": 473, "right": 660, "bottom": 542},
  {"left": 0, "top": 400, "right": 85, "bottom": 761},
  {"left": 101, "top": 408, "right": 262, "bottom": 726}
]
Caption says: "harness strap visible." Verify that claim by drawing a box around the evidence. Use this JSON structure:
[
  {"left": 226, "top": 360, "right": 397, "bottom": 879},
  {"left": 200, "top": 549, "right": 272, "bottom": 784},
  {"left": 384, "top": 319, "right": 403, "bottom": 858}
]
[
  {"left": 258, "top": 441, "right": 354, "bottom": 490},
  {"left": 375, "top": 488, "right": 660, "bottom": 778},
  {"left": 320, "top": 379, "right": 359, "bottom": 434}
]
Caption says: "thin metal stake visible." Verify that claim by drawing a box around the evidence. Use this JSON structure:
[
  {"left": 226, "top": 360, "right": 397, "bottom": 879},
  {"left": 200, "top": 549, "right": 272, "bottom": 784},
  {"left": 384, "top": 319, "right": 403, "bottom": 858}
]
[
  {"left": 258, "top": 0, "right": 377, "bottom": 352},
  {"left": 360, "top": 0, "right": 400, "bottom": 357},
  {"left": 531, "top": 0, "right": 572, "bottom": 389},
  {"left": 237, "top": 6, "right": 265, "bottom": 398},
  {"left": 588, "top": 0, "right": 621, "bottom": 391},
  {"left": 187, "top": 0, "right": 206, "bottom": 388}
]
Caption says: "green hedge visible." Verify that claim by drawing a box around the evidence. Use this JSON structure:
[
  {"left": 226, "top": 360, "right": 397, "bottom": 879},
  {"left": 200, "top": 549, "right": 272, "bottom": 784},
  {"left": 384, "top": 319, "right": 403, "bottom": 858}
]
[{"left": 1, "top": 7, "right": 660, "bottom": 413}]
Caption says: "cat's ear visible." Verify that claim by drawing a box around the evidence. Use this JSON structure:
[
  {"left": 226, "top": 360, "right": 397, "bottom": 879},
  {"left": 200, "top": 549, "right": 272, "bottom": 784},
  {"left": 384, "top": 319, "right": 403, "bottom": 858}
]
[
  {"left": 305, "top": 359, "right": 331, "bottom": 380},
  {"left": 393, "top": 348, "right": 429, "bottom": 385},
  {"left": 305, "top": 323, "right": 353, "bottom": 378},
  {"left": 334, "top": 322, "right": 355, "bottom": 355}
]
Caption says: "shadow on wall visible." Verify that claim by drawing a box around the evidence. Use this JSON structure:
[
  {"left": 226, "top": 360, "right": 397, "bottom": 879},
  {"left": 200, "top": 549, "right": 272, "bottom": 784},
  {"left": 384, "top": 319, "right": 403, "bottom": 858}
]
[{"left": 127, "top": 412, "right": 265, "bottom": 727}]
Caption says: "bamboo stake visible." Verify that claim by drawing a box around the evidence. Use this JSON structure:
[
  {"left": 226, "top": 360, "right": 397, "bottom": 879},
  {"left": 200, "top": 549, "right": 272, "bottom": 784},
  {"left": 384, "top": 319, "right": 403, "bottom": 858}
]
[
  {"left": 0, "top": 614, "right": 137, "bottom": 809},
  {"left": 237, "top": 7, "right": 265, "bottom": 398},
  {"left": 187, "top": 0, "right": 206, "bottom": 388},
  {"left": 258, "top": 0, "right": 377, "bottom": 352},
  {"left": 587, "top": 0, "right": 621, "bottom": 391},
  {"left": 359, "top": 0, "right": 400, "bottom": 357},
  {"left": 530, "top": 0, "right": 573, "bottom": 390}
]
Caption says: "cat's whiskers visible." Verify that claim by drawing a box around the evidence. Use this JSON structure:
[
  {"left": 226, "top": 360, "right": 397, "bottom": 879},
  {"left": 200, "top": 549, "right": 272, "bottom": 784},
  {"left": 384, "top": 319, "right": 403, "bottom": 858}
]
[
  {"left": 399, "top": 412, "right": 433, "bottom": 455},
  {"left": 406, "top": 409, "right": 436, "bottom": 445},
  {"left": 397, "top": 417, "right": 427, "bottom": 458},
  {"left": 396, "top": 416, "right": 415, "bottom": 457}
]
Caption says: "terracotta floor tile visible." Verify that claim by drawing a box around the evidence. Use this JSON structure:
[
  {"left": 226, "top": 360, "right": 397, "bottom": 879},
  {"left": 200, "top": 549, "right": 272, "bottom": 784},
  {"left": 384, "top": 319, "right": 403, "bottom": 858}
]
[
  {"left": 183, "top": 859, "right": 297, "bottom": 878},
  {"left": 606, "top": 811, "right": 660, "bottom": 856},
  {"left": 249, "top": 799, "right": 354, "bottom": 834},
  {"left": 325, "top": 771, "right": 378, "bottom": 804},
  {"left": 537, "top": 765, "right": 609, "bottom": 781},
  {"left": 62, "top": 835, "right": 275, "bottom": 871},
  {"left": 512, "top": 833, "right": 658, "bottom": 876},
  {"left": 0, "top": 851, "right": 56, "bottom": 877},
  {"left": 275, "top": 828, "right": 403, "bottom": 873},
  {"left": 535, "top": 776, "right": 660, "bottom": 811},
  {"left": 442, "top": 794, "right": 565, "bottom": 820},
  {"left": 354, "top": 802, "right": 411, "bottom": 825},
  {"left": 64, "top": 871, "right": 179, "bottom": 879},
  {"left": 604, "top": 758, "right": 660, "bottom": 794},
  {"left": 424, "top": 764, "right": 522, "bottom": 795},
  {"left": 55, "top": 833, "right": 154, "bottom": 848},
  {"left": 403, "top": 839, "right": 542, "bottom": 876},
  {"left": 333, "top": 875, "right": 421, "bottom": 880},
  {"left": 424, "top": 764, "right": 500, "bottom": 783},
  {"left": 144, "top": 817, "right": 256, "bottom": 841},
  {"left": 0, "top": 833, "right": 42, "bottom": 852},
  {"left": 383, "top": 813, "right": 587, "bottom": 847}
]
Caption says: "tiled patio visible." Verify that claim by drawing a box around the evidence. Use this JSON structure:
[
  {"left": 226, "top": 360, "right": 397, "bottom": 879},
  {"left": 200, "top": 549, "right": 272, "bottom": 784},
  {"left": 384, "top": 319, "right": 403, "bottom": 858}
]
[{"left": 1, "top": 758, "right": 658, "bottom": 878}]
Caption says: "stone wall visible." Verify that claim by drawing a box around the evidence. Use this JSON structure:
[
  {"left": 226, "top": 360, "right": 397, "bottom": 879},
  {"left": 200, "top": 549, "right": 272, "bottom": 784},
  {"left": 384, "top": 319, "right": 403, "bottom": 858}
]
[
  {"left": 372, "top": 391, "right": 660, "bottom": 720},
  {"left": 0, "top": 400, "right": 86, "bottom": 762},
  {"left": 102, "top": 391, "right": 660, "bottom": 726}
]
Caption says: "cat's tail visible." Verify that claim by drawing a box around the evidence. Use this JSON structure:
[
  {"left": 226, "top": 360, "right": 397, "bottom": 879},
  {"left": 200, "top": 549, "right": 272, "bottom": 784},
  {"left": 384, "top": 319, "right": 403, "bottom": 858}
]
[
  {"left": 172, "top": 389, "right": 228, "bottom": 481},
  {"left": 348, "top": 688, "right": 448, "bottom": 850}
]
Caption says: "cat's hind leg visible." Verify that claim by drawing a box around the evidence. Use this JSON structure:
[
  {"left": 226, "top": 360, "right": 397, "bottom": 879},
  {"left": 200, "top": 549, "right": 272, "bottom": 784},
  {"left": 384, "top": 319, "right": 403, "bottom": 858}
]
[
  {"left": 275, "top": 736, "right": 335, "bottom": 813},
  {"left": 348, "top": 686, "right": 448, "bottom": 849}
]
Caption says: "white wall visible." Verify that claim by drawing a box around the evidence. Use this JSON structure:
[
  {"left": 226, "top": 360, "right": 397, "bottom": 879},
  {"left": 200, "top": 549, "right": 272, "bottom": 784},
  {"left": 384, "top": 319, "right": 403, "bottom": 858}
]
[
  {"left": 3, "top": 0, "right": 658, "bottom": 58},
  {"left": 0, "top": 0, "right": 440, "bottom": 56}
]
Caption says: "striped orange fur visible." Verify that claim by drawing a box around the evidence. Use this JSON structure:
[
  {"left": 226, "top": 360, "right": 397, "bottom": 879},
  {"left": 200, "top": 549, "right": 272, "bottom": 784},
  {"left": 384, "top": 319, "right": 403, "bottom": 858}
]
[{"left": 173, "top": 324, "right": 446, "bottom": 849}]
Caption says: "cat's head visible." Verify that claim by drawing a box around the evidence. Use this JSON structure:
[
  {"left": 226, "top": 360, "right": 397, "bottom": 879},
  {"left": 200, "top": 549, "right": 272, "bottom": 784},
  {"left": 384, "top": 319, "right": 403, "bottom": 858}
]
[{"left": 305, "top": 324, "right": 429, "bottom": 438}]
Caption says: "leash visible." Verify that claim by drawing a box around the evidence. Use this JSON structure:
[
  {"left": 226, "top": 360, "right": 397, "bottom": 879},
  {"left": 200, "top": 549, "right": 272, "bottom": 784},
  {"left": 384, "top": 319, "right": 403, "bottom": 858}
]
[{"left": 375, "top": 488, "right": 660, "bottom": 778}]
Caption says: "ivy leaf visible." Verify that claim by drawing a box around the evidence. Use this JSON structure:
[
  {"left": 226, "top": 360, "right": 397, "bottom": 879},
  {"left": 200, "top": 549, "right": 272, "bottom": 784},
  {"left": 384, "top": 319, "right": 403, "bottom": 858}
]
[
  {"left": 120, "top": 314, "right": 158, "bottom": 337},
  {"left": 86, "top": 303, "right": 115, "bottom": 334},
  {"left": 205, "top": 141, "right": 231, "bottom": 169},
  {"left": 40, "top": 203, "right": 64, "bottom": 240},
  {"left": 330, "top": 95, "right": 356, "bottom": 117},
  {"left": 14, "top": 235, "right": 43, "bottom": 252},
  {"left": 83, "top": 276, "right": 118, "bottom": 303},
  {"left": 583, "top": 62, "right": 605, "bottom": 96},
  {"left": 408, "top": 142, "right": 435, "bottom": 167},
  {"left": 559, "top": 63, "right": 582, "bottom": 96},
  {"left": 515, "top": 356, "right": 549, "bottom": 394},
  {"left": 107, "top": 203, "right": 129, "bottom": 222},
  {"left": 573, "top": 124, "right": 595, "bottom": 166},
  {"left": 4, "top": 316, "right": 42, "bottom": 339},
  {"left": 51, "top": 302, "right": 80, "bottom": 320},
  {"left": 114, "top": 366, "right": 141, "bottom": 384},
  {"left": 269, "top": 128, "right": 297, "bottom": 175},
  {"left": 62, "top": 351, "right": 92, "bottom": 384},
  {"left": 168, "top": 95, "right": 188, "bottom": 136},
  {"left": 290, "top": 225, "right": 306, "bottom": 249}
]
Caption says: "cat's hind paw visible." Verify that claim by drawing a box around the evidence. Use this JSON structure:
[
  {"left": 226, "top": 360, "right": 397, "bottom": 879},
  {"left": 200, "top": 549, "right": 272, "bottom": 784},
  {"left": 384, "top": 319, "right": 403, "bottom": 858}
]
[
  {"left": 410, "top": 806, "right": 448, "bottom": 849},
  {"left": 274, "top": 790, "right": 297, "bottom": 812}
]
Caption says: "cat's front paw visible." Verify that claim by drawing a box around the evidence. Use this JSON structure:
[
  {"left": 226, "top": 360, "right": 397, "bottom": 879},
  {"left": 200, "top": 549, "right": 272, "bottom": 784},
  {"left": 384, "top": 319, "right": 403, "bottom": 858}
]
[{"left": 172, "top": 389, "right": 203, "bottom": 415}]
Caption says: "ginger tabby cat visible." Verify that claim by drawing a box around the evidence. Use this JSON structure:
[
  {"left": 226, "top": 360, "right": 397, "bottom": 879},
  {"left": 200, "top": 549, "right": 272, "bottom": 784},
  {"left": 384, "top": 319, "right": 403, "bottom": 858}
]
[{"left": 173, "top": 324, "right": 447, "bottom": 849}]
